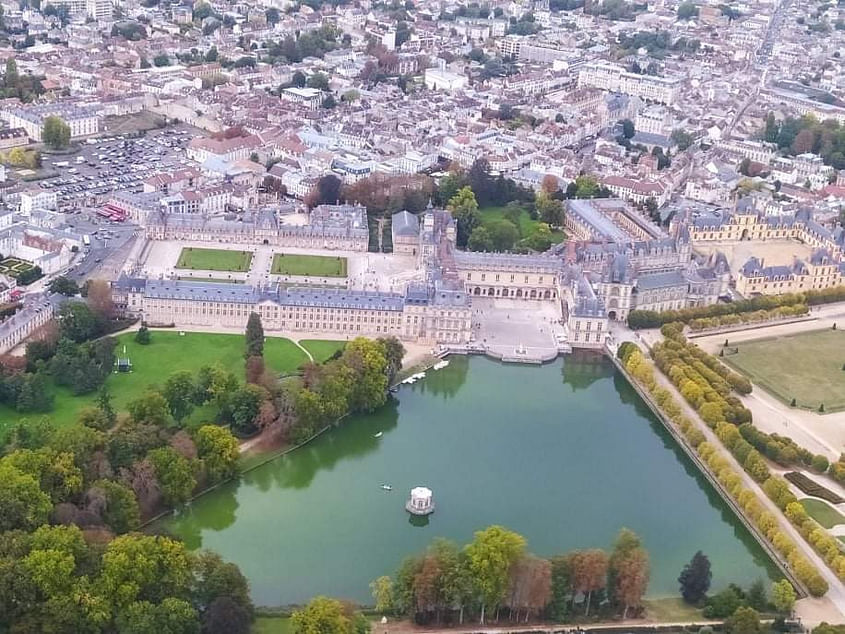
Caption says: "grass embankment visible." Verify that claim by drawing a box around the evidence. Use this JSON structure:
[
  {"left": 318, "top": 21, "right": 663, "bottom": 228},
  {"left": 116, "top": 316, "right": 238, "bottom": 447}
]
[
  {"left": 723, "top": 330, "right": 845, "bottom": 412},
  {"left": 176, "top": 247, "right": 254, "bottom": 272},
  {"left": 800, "top": 499, "right": 845, "bottom": 529},
  {"left": 0, "top": 331, "right": 317, "bottom": 435},
  {"left": 272, "top": 254, "right": 348, "bottom": 277}
]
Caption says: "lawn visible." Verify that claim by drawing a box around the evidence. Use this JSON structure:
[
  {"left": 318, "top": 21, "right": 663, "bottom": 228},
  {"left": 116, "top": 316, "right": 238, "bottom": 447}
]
[
  {"left": 722, "top": 329, "right": 845, "bottom": 412},
  {"left": 252, "top": 616, "right": 293, "bottom": 634},
  {"left": 800, "top": 498, "right": 845, "bottom": 529},
  {"left": 0, "top": 331, "right": 314, "bottom": 436},
  {"left": 272, "top": 254, "right": 348, "bottom": 278},
  {"left": 176, "top": 247, "right": 253, "bottom": 272},
  {"left": 478, "top": 205, "right": 565, "bottom": 248},
  {"left": 177, "top": 277, "right": 244, "bottom": 284},
  {"left": 300, "top": 339, "right": 346, "bottom": 363}
]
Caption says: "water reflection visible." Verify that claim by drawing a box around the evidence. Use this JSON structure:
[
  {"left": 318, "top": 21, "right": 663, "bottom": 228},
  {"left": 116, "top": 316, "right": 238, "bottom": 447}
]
[
  {"left": 415, "top": 356, "right": 469, "bottom": 400},
  {"left": 243, "top": 399, "right": 400, "bottom": 491},
  {"left": 408, "top": 513, "right": 430, "bottom": 528},
  {"left": 561, "top": 350, "right": 610, "bottom": 392}
]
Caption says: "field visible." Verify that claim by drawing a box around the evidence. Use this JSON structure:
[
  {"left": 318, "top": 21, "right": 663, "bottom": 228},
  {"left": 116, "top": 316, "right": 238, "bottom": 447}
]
[
  {"left": 300, "top": 339, "right": 346, "bottom": 363},
  {"left": 479, "top": 205, "right": 565, "bottom": 244},
  {"left": 271, "top": 254, "right": 347, "bottom": 277},
  {"left": 0, "top": 257, "right": 35, "bottom": 278},
  {"left": 176, "top": 248, "right": 253, "bottom": 272},
  {"left": 0, "top": 331, "right": 321, "bottom": 435},
  {"left": 723, "top": 329, "right": 845, "bottom": 412},
  {"left": 800, "top": 498, "right": 845, "bottom": 529}
]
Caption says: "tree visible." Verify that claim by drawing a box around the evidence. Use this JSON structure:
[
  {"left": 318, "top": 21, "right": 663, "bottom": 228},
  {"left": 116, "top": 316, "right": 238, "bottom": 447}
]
[
  {"left": 679, "top": 551, "right": 711, "bottom": 604},
  {"left": 0, "top": 462, "right": 52, "bottom": 531},
  {"left": 153, "top": 53, "right": 171, "bottom": 67},
  {"left": 572, "top": 549, "right": 609, "bottom": 615},
  {"left": 118, "top": 598, "right": 199, "bottom": 633},
  {"left": 163, "top": 371, "right": 196, "bottom": 423},
  {"left": 293, "top": 596, "right": 354, "bottom": 634},
  {"left": 536, "top": 193, "right": 564, "bottom": 226},
  {"left": 771, "top": 579, "right": 796, "bottom": 614},
  {"left": 202, "top": 596, "right": 251, "bottom": 634},
  {"left": 245, "top": 313, "right": 264, "bottom": 358},
  {"left": 42, "top": 115, "right": 71, "bottom": 149},
  {"left": 190, "top": 550, "right": 253, "bottom": 615},
  {"left": 677, "top": 1, "right": 698, "bottom": 19},
  {"left": 195, "top": 425, "right": 239, "bottom": 483},
  {"left": 48, "top": 276, "right": 80, "bottom": 296},
  {"left": 86, "top": 279, "right": 114, "bottom": 319},
  {"left": 88, "top": 479, "right": 140, "bottom": 533},
  {"left": 464, "top": 525, "right": 526, "bottom": 623},
  {"left": 322, "top": 95, "right": 337, "bottom": 109},
  {"left": 307, "top": 175, "right": 343, "bottom": 208},
  {"left": 447, "top": 186, "right": 481, "bottom": 248},
  {"left": 621, "top": 119, "right": 635, "bottom": 138},
  {"left": 486, "top": 219, "right": 519, "bottom": 251},
  {"left": 609, "top": 529, "right": 649, "bottom": 617},
  {"left": 377, "top": 336, "right": 404, "bottom": 385},
  {"left": 291, "top": 71, "right": 307, "bottom": 87},
  {"left": 468, "top": 226, "right": 493, "bottom": 251},
  {"left": 726, "top": 606, "right": 761, "bottom": 634},
  {"left": 227, "top": 384, "right": 264, "bottom": 435},
  {"left": 746, "top": 579, "right": 767, "bottom": 611},
  {"left": 370, "top": 575, "right": 395, "bottom": 613},
  {"left": 343, "top": 338, "right": 388, "bottom": 413},
  {"left": 58, "top": 301, "right": 101, "bottom": 343},
  {"left": 129, "top": 391, "right": 173, "bottom": 428},
  {"left": 135, "top": 325, "right": 151, "bottom": 345},
  {"left": 147, "top": 447, "right": 196, "bottom": 506},
  {"left": 307, "top": 72, "right": 330, "bottom": 90},
  {"left": 265, "top": 7, "right": 280, "bottom": 23}
]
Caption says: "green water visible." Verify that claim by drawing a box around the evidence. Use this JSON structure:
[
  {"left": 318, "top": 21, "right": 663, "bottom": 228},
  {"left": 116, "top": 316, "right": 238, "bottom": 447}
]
[{"left": 163, "top": 355, "right": 779, "bottom": 607}]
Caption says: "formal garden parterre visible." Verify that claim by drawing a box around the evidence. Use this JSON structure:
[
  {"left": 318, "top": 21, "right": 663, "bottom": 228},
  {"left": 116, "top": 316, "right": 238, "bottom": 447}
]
[
  {"left": 176, "top": 247, "right": 254, "bottom": 272},
  {"left": 271, "top": 253, "right": 348, "bottom": 278}
]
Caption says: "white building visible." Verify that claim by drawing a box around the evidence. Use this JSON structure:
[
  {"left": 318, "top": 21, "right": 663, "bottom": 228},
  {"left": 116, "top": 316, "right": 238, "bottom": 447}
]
[
  {"left": 5, "top": 105, "right": 99, "bottom": 142},
  {"left": 424, "top": 68, "right": 467, "bottom": 92}
]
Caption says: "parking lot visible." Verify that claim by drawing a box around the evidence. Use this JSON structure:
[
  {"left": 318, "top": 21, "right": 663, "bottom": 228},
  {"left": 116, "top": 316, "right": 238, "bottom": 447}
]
[{"left": 37, "top": 124, "right": 201, "bottom": 211}]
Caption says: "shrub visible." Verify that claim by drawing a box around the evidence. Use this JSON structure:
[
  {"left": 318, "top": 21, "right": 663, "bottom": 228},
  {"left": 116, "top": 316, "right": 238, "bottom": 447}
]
[{"left": 784, "top": 472, "right": 844, "bottom": 504}]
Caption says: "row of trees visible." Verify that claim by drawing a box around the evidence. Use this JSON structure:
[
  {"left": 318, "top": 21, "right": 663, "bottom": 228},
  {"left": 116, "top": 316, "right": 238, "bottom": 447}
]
[
  {"left": 654, "top": 329, "right": 845, "bottom": 582},
  {"left": 0, "top": 58, "right": 45, "bottom": 102},
  {"left": 372, "top": 526, "right": 651, "bottom": 625},
  {"left": 618, "top": 342, "right": 828, "bottom": 596},
  {"left": 627, "top": 291, "right": 812, "bottom": 329},
  {"left": 688, "top": 304, "right": 809, "bottom": 331}
]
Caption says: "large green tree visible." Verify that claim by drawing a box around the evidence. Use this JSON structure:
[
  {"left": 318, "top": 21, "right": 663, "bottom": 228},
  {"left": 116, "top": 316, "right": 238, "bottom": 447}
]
[
  {"left": 245, "top": 312, "right": 264, "bottom": 358},
  {"left": 42, "top": 115, "right": 71, "bottom": 149},
  {"left": 447, "top": 186, "right": 481, "bottom": 248},
  {"left": 678, "top": 550, "right": 711, "bottom": 603},
  {"left": 147, "top": 447, "right": 196, "bottom": 506},
  {"left": 464, "top": 525, "right": 526, "bottom": 623},
  {"left": 194, "top": 425, "right": 239, "bottom": 482}
]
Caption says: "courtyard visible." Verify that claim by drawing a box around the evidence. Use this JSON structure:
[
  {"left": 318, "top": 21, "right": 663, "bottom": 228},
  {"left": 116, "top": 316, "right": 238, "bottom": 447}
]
[
  {"left": 176, "top": 247, "right": 253, "bottom": 272},
  {"left": 693, "top": 239, "right": 814, "bottom": 278},
  {"left": 271, "top": 253, "right": 348, "bottom": 277},
  {"left": 722, "top": 329, "right": 845, "bottom": 412}
]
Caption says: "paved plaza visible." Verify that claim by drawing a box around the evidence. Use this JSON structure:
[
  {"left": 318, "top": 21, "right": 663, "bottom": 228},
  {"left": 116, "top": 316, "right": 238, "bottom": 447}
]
[{"left": 471, "top": 297, "right": 564, "bottom": 361}]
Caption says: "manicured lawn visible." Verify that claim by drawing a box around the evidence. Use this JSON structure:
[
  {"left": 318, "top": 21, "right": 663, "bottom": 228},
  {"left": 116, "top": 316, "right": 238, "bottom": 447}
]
[
  {"left": 271, "top": 253, "right": 347, "bottom": 277},
  {"left": 0, "top": 331, "right": 310, "bottom": 435},
  {"left": 723, "top": 330, "right": 845, "bottom": 412},
  {"left": 176, "top": 247, "right": 253, "bottom": 272},
  {"left": 800, "top": 498, "right": 845, "bottom": 529},
  {"left": 643, "top": 597, "right": 703, "bottom": 622},
  {"left": 300, "top": 339, "right": 346, "bottom": 363},
  {"left": 479, "top": 205, "right": 565, "bottom": 244},
  {"left": 177, "top": 277, "right": 245, "bottom": 284},
  {"left": 0, "top": 257, "right": 35, "bottom": 278},
  {"left": 252, "top": 616, "right": 293, "bottom": 634}
]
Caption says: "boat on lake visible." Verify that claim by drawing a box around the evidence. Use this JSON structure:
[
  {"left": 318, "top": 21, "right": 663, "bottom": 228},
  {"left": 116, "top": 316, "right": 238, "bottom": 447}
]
[
  {"left": 433, "top": 360, "right": 450, "bottom": 370},
  {"left": 374, "top": 432, "right": 383, "bottom": 438},
  {"left": 380, "top": 484, "right": 392, "bottom": 491}
]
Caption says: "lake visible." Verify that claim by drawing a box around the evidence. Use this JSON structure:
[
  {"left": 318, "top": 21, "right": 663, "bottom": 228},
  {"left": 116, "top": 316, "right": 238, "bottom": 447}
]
[{"left": 163, "top": 354, "right": 778, "bottom": 606}]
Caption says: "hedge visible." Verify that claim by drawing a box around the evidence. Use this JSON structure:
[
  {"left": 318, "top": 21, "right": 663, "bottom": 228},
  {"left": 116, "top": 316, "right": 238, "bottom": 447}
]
[{"left": 784, "top": 472, "right": 845, "bottom": 505}]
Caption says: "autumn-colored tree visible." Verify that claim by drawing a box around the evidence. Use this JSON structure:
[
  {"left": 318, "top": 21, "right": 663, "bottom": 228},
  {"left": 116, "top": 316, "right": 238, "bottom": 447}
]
[
  {"left": 541, "top": 174, "right": 559, "bottom": 194},
  {"left": 86, "top": 279, "right": 114, "bottom": 319},
  {"left": 792, "top": 128, "right": 815, "bottom": 155},
  {"left": 572, "top": 549, "right": 608, "bottom": 615}
]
